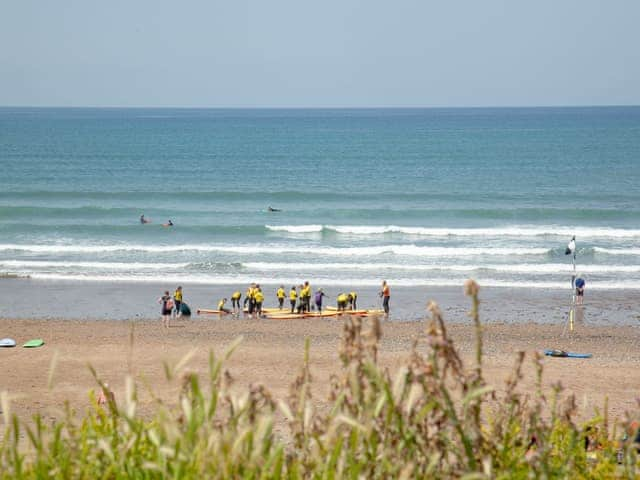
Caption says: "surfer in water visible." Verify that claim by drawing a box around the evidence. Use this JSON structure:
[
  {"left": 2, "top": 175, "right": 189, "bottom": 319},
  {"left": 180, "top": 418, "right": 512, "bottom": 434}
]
[
  {"left": 267, "top": 206, "right": 281, "bottom": 212},
  {"left": 163, "top": 219, "right": 174, "bottom": 227},
  {"left": 140, "top": 214, "right": 151, "bottom": 224}
]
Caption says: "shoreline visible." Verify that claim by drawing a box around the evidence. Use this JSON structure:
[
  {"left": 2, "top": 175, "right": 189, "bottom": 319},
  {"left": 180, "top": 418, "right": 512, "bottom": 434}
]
[
  {"left": 2, "top": 277, "right": 639, "bottom": 326},
  {"left": 0, "top": 317, "right": 638, "bottom": 426}
]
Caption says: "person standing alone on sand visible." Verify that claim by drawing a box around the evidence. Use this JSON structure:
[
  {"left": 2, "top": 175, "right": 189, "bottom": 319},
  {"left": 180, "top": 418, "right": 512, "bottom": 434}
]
[
  {"left": 575, "top": 277, "right": 586, "bottom": 305},
  {"left": 379, "top": 280, "right": 390, "bottom": 319},
  {"left": 158, "top": 291, "right": 173, "bottom": 328}
]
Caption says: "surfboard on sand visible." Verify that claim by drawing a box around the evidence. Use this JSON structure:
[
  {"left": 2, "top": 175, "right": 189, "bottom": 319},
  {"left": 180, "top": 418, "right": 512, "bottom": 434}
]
[
  {"left": 197, "top": 309, "right": 233, "bottom": 315},
  {"left": 23, "top": 339, "right": 45, "bottom": 348},
  {"left": 0, "top": 338, "right": 16, "bottom": 347},
  {"left": 304, "top": 311, "right": 340, "bottom": 318},
  {"left": 544, "top": 349, "right": 592, "bottom": 359},
  {"left": 264, "top": 314, "right": 307, "bottom": 320},
  {"left": 243, "top": 307, "right": 283, "bottom": 314},
  {"left": 325, "top": 307, "right": 385, "bottom": 316}
]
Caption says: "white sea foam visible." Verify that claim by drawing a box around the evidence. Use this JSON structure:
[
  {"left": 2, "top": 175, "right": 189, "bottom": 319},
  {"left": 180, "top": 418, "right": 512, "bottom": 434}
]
[
  {"left": 267, "top": 224, "right": 640, "bottom": 238},
  {"left": 594, "top": 247, "right": 640, "bottom": 256},
  {"left": 0, "top": 243, "right": 550, "bottom": 256},
  {"left": 0, "top": 260, "right": 188, "bottom": 270},
  {"left": 23, "top": 273, "right": 640, "bottom": 289},
  {"left": 244, "top": 262, "right": 640, "bottom": 274},
  {"left": 4, "top": 259, "right": 638, "bottom": 275},
  {"left": 265, "top": 224, "right": 323, "bottom": 233}
]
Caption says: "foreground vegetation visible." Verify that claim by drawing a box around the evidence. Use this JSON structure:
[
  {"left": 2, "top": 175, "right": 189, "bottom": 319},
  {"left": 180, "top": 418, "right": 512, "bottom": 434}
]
[{"left": 1, "top": 281, "right": 638, "bottom": 478}]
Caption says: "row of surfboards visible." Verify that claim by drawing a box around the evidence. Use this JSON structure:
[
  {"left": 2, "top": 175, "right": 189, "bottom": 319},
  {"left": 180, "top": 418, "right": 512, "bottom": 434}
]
[
  {"left": 0, "top": 338, "right": 45, "bottom": 348},
  {"left": 196, "top": 306, "right": 386, "bottom": 320}
]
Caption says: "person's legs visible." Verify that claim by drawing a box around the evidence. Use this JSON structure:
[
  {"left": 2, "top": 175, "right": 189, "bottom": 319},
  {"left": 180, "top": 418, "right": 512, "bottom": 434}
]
[
  {"left": 383, "top": 297, "right": 390, "bottom": 318},
  {"left": 290, "top": 300, "right": 296, "bottom": 313}
]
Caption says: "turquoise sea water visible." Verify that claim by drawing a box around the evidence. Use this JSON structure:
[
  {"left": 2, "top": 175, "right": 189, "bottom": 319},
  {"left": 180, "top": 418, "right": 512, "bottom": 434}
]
[{"left": 1, "top": 106, "right": 639, "bottom": 290}]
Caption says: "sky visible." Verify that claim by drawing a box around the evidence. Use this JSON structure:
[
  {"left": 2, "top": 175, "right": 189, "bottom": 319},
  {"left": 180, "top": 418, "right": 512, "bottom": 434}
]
[{"left": 1, "top": 0, "right": 639, "bottom": 108}]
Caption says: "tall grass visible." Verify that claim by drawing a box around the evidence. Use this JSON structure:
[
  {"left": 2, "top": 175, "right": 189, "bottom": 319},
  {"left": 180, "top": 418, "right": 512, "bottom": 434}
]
[{"left": 1, "top": 280, "right": 638, "bottom": 478}]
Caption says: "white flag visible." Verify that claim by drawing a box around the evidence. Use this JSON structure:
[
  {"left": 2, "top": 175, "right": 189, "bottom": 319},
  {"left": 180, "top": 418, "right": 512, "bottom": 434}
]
[{"left": 565, "top": 236, "right": 576, "bottom": 255}]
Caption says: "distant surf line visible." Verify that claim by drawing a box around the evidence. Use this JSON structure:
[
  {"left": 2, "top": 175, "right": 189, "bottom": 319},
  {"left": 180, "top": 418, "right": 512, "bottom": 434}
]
[
  {"left": 4, "top": 260, "right": 639, "bottom": 275},
  {"left": 267, "top": 224, "right": 640, "bottom": 238},
  {"left": 0, "top": 243, "right": 552, "bottom": 257},
  {"left": 20, "top": 273, "right": 640, "bottom": 290}
]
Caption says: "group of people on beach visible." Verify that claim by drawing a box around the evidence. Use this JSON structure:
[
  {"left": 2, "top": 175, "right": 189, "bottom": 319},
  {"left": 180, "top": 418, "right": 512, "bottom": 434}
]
[
  {"left": 158, "top": 280, "right": 392, "bottom": 325},
  {"left": 218, "top": 281, "right": 341, "bottom": 317}
]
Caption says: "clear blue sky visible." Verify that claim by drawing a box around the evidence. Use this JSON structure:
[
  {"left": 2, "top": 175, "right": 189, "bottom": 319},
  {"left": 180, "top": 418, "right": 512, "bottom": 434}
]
[{"left": 1, "top": 0, "right": 639, "bottom": 107}]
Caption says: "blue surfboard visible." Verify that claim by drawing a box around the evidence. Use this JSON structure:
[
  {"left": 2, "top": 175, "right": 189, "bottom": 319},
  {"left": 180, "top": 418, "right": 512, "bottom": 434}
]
[{"left": 544, "top": 349, "right": 592, "bottom": 358}]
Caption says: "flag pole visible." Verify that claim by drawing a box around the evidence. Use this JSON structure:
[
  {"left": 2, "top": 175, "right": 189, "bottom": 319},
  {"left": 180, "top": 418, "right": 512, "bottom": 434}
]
[{"left": 570, "top": 238, "right": 576, "bottom": 332}]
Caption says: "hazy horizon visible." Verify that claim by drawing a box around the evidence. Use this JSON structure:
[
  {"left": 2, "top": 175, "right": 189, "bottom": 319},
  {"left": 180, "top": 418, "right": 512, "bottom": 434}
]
[{"left": 1, "top": 1, "right": 639, "bottom": 108}]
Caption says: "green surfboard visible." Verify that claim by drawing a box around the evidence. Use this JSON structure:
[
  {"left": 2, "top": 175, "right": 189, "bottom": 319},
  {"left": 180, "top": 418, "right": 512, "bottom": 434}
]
[{"left": 23, "top": 339, "right": 45, "bottom": 348}]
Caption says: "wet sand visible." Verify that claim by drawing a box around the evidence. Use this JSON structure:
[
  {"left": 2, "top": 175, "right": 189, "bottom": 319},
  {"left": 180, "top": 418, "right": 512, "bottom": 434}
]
[
  {"left": 0, "top": 314, "right": 638, "bottom": 427},
  {"left": 2, "top": 278, "right": 639, "bottom": 326}
]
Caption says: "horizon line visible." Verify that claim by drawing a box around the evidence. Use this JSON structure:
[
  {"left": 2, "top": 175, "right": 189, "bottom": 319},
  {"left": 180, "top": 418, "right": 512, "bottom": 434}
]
[{"left": 1, "top": 104, "right": 639, "bottom": 110}]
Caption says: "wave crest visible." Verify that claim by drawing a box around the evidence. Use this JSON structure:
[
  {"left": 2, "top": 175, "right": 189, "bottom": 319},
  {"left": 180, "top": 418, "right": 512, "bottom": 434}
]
[{"left": 266, "top": 224, "right": 640, "bottom": 238}]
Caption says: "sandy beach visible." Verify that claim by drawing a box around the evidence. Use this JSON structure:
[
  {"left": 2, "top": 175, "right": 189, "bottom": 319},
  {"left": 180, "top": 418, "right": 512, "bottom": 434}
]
[{"left": 1, "top": 313, "right": 638, "bottom": 428}]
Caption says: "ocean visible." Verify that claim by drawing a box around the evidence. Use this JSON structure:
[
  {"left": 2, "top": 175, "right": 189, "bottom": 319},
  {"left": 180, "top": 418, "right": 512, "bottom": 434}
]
[{"left": 1, "top": 106, "right": 639, "bottom": 295}]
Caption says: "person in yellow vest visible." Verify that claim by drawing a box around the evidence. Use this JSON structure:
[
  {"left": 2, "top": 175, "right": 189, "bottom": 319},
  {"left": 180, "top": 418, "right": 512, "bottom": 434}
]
[
  {"left": 244, "top": 283, "right": 256, "bottom": 315},
  {"left": 231, "top": 290, "right": 242, "bottom": 313},
  {"left": 337, "top": 292, "right": 349, "bottom": 312},
  {"left": 296, "top": 284, "right": 305, "bottom": 313},
  {"left": 289, "top": 286, "right": 297, "bottom": 313},
  {"left": 253, "top": 287, "right": 265, "bottom": 318},
  {"left": 348, "top": 291, "right": 357, "bottom": 310},
  {"left": 276, "top": 285, "right": 286, "bottom": 310},
  {"left": 173, "top": 286, "right": 183, "bottom": 318},
  {"left": 218, "top": 298, "right": 230, "bottom": 314},
  {"left": 302, "top": 281, "right": 311, "bottom": 313}
]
